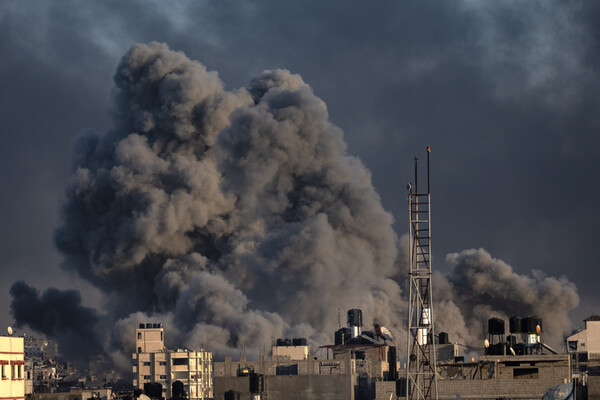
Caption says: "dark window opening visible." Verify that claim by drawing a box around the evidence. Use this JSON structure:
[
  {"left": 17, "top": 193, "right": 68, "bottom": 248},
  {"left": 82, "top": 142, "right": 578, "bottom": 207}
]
[
  {"left": 172, "top": 358, "right": 187, "bottom": 366},
  {"left": 513, "top": 368, "right": 539, "bottom": 379},
  {"left": 568, "top": 341, "right": 578, "bottom": 351}
]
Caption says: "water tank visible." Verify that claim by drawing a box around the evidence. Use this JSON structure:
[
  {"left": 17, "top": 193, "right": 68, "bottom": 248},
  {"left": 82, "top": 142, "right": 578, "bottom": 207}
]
[
  {"left": 347, "top": 309, "right": 363, "bottom": 327},
  {"left": 523, "top": 316, "right": 542, "bottom": 334},
  {"left": 507, "top": 335, "right": 517, "bottom": 346},
  {"left": 292, "top": 338, "right": 307, "bottom": 346},
  {"left": 146, "top": 323, "right": 153, "bottom": 329},
  {"left": 283, "top": 338, "right": 292, "bottom": 346},
  {"left": 139, "top": 323, "right": 145, "bottom": 329},
  {"left": 153, "top": 323, "right": 160, "bottom": 328},
  {"left": 438, "top": 332, "right": 449, "bottom": 345},
  {"left": 509, "top": 316, "right": 522, "bottom": 333},
  {"left": 335, "top": 328, "right": 351, "bottom": 345},
  {"left": 276, "top": 338, "right": 285, "bottom": 347},
  {"left": 488, "top": 318, "right": 505, "bottom": 334}
]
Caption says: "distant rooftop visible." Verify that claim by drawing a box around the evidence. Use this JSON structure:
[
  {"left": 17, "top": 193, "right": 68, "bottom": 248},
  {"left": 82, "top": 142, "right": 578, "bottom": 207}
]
[{"left": 585, "top": 315, "right": 600, "bottom": 322}]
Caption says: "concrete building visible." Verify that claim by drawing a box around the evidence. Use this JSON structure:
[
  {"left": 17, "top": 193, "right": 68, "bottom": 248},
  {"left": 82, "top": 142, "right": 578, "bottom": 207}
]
[
  {"left": 435, "top": 354, "right": 572, "bottom": 400},
  {"left": 214, "top": 333, "right": 399, "bottom": 400},
  {"left": 132, "top": 323, "right": 213, "bottom": 400},
  {"left": 567, "top": 314, "right": 600, "bottom": 372},
  {"left": 0, "top": 335, "right": 25, "bottom": 400}
]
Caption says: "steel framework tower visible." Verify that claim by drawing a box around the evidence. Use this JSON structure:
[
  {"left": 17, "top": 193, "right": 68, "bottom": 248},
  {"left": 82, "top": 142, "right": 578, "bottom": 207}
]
[{"left": 406, "top": 147, "right": 438, "bottom": 400}]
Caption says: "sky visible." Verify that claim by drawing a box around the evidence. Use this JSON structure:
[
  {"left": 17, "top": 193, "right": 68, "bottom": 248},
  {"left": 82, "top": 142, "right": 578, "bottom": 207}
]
[{"left": 1, "top": 1, "right": 599, "bottom": 352}]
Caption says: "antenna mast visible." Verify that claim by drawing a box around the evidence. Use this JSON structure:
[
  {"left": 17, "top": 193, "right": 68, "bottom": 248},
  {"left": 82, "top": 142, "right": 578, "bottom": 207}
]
[{"left": 406, "top": 146, "right": 438, "bottom": 400}]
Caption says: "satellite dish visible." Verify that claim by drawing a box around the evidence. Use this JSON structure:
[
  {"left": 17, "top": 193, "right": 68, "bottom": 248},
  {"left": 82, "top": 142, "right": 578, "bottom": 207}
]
[
  {"left": 375, "top": 325, "right": 394, "bottom": 342},
  {"left": 7, "top": 327, "right": 13, "bottom": 336},
  {"left": 484, "top": 339, "right": 489, "bottom": 348}
]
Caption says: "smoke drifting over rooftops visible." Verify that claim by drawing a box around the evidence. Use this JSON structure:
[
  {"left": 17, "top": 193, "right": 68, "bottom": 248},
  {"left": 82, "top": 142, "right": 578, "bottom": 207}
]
[{"left": 9, "top": 42, "right": 579, "bottom": 369}]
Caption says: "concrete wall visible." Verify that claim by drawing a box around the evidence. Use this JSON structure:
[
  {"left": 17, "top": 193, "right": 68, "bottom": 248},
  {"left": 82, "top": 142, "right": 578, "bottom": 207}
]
[
  {"left": 28, "top": 388, "right": 112, "bottom": 400},
  {"left": 215, "top": 375, "right": 354, "bottom": 400}
]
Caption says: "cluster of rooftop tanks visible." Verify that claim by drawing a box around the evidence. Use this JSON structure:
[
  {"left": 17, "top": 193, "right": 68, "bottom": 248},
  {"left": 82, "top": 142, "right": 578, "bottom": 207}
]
[{"left": 485, "top": 315, "right": 553, "bottom": 356}]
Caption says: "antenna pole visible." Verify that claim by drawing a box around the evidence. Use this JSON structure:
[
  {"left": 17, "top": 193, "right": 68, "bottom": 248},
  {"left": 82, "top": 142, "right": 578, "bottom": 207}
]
[
  {"left": 427, "top": 146, "right": 431, "bottom": 194},
  {"left": 406, "top": 147, "right": 438, "bottom": 400}
]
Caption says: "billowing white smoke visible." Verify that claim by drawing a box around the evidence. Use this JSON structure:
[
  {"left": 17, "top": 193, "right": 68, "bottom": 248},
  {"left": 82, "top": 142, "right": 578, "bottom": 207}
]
[{"left": 10, "top": 42, "right": 579, "bottom": 369}]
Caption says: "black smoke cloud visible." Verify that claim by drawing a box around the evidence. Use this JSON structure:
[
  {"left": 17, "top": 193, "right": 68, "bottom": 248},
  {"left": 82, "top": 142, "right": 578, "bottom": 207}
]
[
  {"left": 10, "top": 281, "right": 102, "bottom": 362},
  {"left": 10, "top": 42, "right": 579, "bottom": 368}
]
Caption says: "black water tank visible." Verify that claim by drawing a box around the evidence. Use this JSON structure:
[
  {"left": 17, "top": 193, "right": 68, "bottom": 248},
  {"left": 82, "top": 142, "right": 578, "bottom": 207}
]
[
  {"left": 144, "top": 382, "right": 162, "bottom": 400},
  {"left": 172, "top": 381, "right": 184, "bottom": 399},
  {"left": 507, "top": 335, "right": 517, "bottom": 346},
  {"left": 292, "top": 338, "right": 307, "bottom": 346},
  {"left": 335, "top": 328, "right": 351, "bottom": 345},
  {"left": 487, "top": 343, "right": 507, "bottom": 356},
  {"left": 146, "top": 323, "right": 153, "bottom": 329},
  {"left": 249, "top": 373, "right": 264, "bottom": 393},
  {"left": 488, "top": 318, "right": 505, "bottom": 334},
  {"left": 276, "top": 338, "right": 285, "bottom": 347},
  {"left": 347, "top": 309, "right": 363, "bottom": 327},
  {"left": 509, "top": 316, "right": 522, "bottom": 334},
  {"left": 523, "top": 316, "right": 542, "bottom": 334},
  {"left": 439, "top": 332, "right": 449, "bottom": 345},
  {"left": 283, "top": 338, "right": 292, "bottom": 346},
  {"left": 153, "top": 323, "right": 159, "bottom": 328},
  {"left": 224, "top": 390, "right": 240, "bottom": 400},
  {"left": 139, "top": 323, "right": 145, "bottom": 329}
]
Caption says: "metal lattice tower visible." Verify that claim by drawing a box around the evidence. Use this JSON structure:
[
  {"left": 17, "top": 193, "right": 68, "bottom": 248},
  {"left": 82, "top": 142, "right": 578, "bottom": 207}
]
[{"left": 406, "top": 147, "right": 438, "bottom": 400}]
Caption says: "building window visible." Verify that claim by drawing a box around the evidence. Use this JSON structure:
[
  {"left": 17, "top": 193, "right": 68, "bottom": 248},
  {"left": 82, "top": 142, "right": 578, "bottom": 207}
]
[
  {"left": 159, "top": 375, "right": 167, "bottom": 380},
  {"left": 159, "top": 361, "right": 167, "bottom": 366},
  {"left": 18, "top": 365, "right": 22, "bottom": 379},
  {"left": 138, "top": 347, "right": 142, "bottom": 353},
  {"left": 513, "top": 368, "right": 539, "bottom": 379},
  {"left": 143, "top": 362, "right": 151, "bottom": 366},
  {"left": 143, "top": 375, "right": 151, "bottom": 380},
  {"left": 1, "top": 364, "right": 6, "bottom": 379},
  {"left": 172, "top": 358, "right": 187, "bottom": 366},
  {"left": 11, "top": 364, "right": 16, "bottom": 379},
  {"left": 568, "top": 341, "right": 577, "bottom": 351},
  {"left": 138, "top": 333, "right": 142, "bottom": 339}
]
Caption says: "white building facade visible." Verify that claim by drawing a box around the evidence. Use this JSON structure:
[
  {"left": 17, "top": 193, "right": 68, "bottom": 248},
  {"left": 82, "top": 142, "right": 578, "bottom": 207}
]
[
  {"left": 132, "top": 324, "right": 213, "bottom": 400},
  {"left": 0, "top": 336, "right": 25, "bottom": 400}
]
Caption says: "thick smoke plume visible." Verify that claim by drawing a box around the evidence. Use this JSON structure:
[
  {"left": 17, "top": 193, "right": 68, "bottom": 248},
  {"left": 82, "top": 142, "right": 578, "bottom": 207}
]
[
  {"left": 10, "top": 42, "right": 579, "bottom": 368},
  {"left": 433, "top": 248, "right": 579, "bottom": 349}
]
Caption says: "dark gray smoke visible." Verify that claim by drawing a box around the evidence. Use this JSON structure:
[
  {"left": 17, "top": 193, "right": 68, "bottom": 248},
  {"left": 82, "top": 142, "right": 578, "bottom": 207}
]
[
  {"left": 9, "top": 281, "right": 103, "bottom": 362},
  {"left": 15, "top": 42, "right": 401, "bottom": 369},
  {"left": 433, "top": 248, "right": 579, "bottom": 349},
  {"left": 10, "top": 42, "right": 579, "bottom": 368}
]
